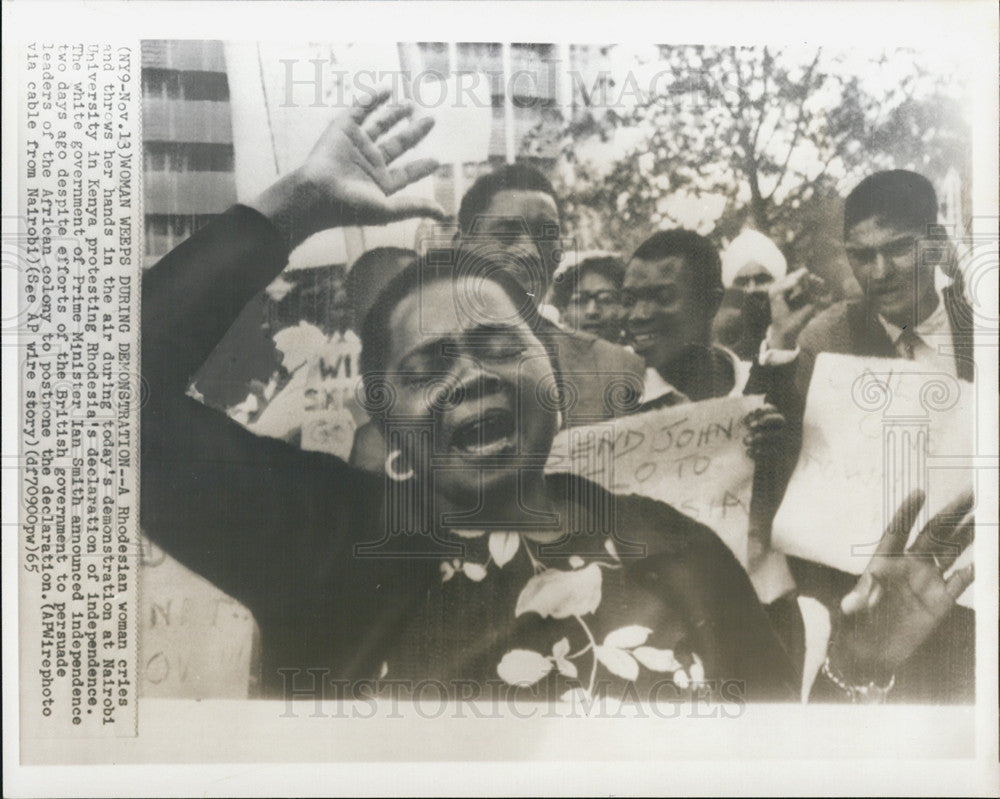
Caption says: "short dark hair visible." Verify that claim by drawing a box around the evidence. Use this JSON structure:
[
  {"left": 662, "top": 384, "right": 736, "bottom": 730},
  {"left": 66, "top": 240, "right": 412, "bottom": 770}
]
[
  {"left": 550, "top": 255, "right": 625, "bottom": 311},
  {"left": 844, "top": 170, "right": 938, "bottom": 237},
  {"left": 629, "top": 229, "right": 723, "bottom": 309},
  {"left": 457, "top": 163, "right": 561, "bottom": 234},
  {"left": 346, "top": 247, "right": 418, "bottom": 332},
  {"left": 358, "top": 251, "right": 560, "bottom": 413}
]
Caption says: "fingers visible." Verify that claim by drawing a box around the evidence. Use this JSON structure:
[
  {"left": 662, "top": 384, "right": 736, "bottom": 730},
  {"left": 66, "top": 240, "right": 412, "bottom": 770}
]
[
  {"left": 909, "top": 490, "right": 975, "bottom": 568},
  {"left": 349, "top": 88, "right": 393, "bottom": 124},
  {"left": 743, "top": 405, "right": 788, "bottom": 460},
  {"left": 346, "top": 107, "right": 438, "bottom": 195},
  {"left": 744, "top": 405, "right": 785, "bottom": 431},
  {"left": 382, "top": 193, "right": 446, "bottom": 223},
  {"left": 745, "top": 411, "right": 785, "bottom": 432},
  {"left": 942, "top": 515, "right": 975, "bottom": 570},
  {"left": 744, "top": 403, "right": 781, "bottom": 420},
  {"left": 769, "top": 267, "right": 809, "bottom": 298},
  {"left": 944, "top": 563, "right": 974, "bottom": 601},
  {"left": 765, "top": 269, "right": 821, "bottom": 348},
  {"left": 345, "top": 124, "right": 390, "bottom": 182},
  {"left": 841, "top": 571, "right": 883, "bottom": 616},
  {"left": 873, "top": 488, "right": 926, "bottom": 558},
  {"left": 745, "top": 436, "right": 785, "bottom": 460},
  {"left": 383, "top": 157, "right": 440, "bottom": 195},
  {"left": 785, "top": 302, "right": 820, "bottom": 329},
  {"left": 363, "top": 102, "right": 416, "bottom": 142},
  {"left": 911, "top": 513, "right": 974, "bottom": 573},
  {"left": 379, "top": 116, "right": 436, "bottom": 164}
]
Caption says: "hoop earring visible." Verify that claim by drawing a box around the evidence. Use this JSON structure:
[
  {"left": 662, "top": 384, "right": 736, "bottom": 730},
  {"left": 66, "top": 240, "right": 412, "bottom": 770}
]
[{"left": 385, "top": 449, "right": 414, "bottom": 482}]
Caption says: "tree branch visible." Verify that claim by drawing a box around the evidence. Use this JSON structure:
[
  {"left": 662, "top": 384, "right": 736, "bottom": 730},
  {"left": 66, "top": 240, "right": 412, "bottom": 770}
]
[
  {"left": 763, "top": 48, "right": 823, "bottom": 204},
  {"left": 749, "top": 46, "right": 772, "bottom": 153}
]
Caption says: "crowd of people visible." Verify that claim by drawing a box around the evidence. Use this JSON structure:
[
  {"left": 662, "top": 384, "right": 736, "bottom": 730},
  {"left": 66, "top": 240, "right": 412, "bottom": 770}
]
[{"left": 141, "top": 91, "right": 975, "bottom": 705}]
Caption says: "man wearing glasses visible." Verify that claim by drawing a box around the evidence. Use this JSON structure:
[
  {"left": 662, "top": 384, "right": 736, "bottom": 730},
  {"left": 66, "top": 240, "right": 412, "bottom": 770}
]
[
  {"left": 755, "top": 169, "right": 976, "bottom": 703},
  {"left": 760, "top": 169, "right": 974, "bottom": 412}
]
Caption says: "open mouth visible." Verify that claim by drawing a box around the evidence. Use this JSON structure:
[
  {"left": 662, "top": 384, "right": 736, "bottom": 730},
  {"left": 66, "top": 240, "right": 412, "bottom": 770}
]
[{"left": 448, "top": 409, "right": 518, "bottom": 457}]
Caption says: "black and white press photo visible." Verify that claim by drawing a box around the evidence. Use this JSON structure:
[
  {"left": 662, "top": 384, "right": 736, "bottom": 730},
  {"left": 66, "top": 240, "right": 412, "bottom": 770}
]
[
  {"left": 137, "top": 38, "right": 981, "bottom": 706},
  {"left": 5, "top": 1, "right": 999, "bottom": 795}
]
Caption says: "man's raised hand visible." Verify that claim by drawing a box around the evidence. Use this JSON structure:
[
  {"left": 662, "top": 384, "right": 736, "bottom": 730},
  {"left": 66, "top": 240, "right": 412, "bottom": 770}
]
[{"left": 766, "top": 268, "right": 823, "bottom": 351}]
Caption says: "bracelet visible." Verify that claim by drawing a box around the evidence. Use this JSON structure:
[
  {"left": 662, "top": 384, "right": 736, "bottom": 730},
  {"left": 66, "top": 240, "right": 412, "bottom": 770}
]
[{"left": 821, "top": 656, "right": 895, "bottom": 704}]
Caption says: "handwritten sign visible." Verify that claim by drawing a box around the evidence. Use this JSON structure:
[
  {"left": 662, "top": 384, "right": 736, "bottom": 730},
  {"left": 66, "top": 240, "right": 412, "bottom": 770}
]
[
  {"left": 249, "top": 326, "right": 367, "bottom": 460},
  {"left": 138, "top": 539, "right": 257, "bottom": 699},
  {"left": 773, "top": 354, "right": 974, "bottom": 607},
  {"left": 546, "top": 396, "right": 794, "bottom": 603}
]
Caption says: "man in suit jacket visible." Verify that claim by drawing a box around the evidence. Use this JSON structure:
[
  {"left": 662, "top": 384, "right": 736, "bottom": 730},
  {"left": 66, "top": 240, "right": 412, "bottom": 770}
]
[
  {"left": 753, "top": 169, "right": 976, "bottom": 702},
  {"left": 755, "top": 170, "right": 974, "bottom": 421},
  {"left": 453, "top": 164, "right": 646, "bottom": 421}
]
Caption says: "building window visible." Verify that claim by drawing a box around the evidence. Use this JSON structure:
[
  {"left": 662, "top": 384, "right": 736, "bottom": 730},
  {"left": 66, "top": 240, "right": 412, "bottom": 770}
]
[
  {"left": 180, "top": 71, "right": 231, "bottom": 101},
  {"left": 141, "top": 68, "right": 230, "bottom": 101},
  {"left": 417, "top": 42, "right": 450, "bottom": 75},
  {"left": 144, "top": 147, "right": 167, "bottom": 172},
  {"left": 144, "top": 142, "right": 235, "bottom": 173}
]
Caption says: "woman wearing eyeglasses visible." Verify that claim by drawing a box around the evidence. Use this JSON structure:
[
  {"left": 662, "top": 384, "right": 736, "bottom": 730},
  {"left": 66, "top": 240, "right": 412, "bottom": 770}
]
[{"left": 550, "top": 253, "right": 629, "bottom": 346}]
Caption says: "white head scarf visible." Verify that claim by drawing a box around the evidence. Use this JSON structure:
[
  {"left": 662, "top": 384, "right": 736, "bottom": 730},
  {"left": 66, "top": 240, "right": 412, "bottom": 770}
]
[{"left": 720, "top": 230, "right": 787, "bottom": 288}]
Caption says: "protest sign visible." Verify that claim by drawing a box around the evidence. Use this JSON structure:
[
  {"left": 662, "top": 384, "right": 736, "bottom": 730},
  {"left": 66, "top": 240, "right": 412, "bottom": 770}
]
[
  {"left": 249, "top": 325, "right": 366, "bottom": 460},
  {"left": 546, "top": 395, "right": 794, "bottom": 603},
  {"left": 139, "top": 540, "right": 258, "bottom": 699},
  {"left": 773, "top": 354, "right": 974, "bottom": 607}
]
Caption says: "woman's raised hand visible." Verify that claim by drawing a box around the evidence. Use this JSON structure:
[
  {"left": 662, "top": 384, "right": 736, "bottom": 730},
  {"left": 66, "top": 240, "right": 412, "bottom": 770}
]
[
  {"left": 828, "top": 488, "right": 975, "bottom": 685},
  {"left": 250, "top": 89, "right": 446, "bottom": 248}
]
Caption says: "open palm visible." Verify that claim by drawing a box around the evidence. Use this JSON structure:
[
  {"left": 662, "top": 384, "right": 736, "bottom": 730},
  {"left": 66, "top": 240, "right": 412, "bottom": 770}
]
[
  {"left": 830, "top": 489, "right": 975, "bottom": 682},
  {"left": 253, "top": 89, "right": 445, "bottom": 247}
]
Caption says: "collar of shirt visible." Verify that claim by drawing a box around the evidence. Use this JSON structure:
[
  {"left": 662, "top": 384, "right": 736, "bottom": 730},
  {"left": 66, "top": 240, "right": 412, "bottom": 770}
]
[
  {"left": 876, "top": 268, "right": 954, "bottom": 348},
  {"left": 639, "top": 345, "right": 748, "bottom": 404},
  {"left": 539, "top": 303, "right": 563, "bottom": 327},
  {"left": 640, "top": 367, "right": 686, "bottom": 405},
  {"left": 717, "top": 344, "right": 752, "bottom": 395}
]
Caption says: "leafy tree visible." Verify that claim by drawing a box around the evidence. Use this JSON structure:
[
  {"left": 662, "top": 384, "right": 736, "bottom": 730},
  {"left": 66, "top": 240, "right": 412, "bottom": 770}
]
[{"left": 530, "top": 45, "right": 970, "bottom": 278}]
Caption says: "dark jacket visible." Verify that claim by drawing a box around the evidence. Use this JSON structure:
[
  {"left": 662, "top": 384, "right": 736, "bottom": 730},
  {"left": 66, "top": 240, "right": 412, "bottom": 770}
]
[{"left": 141, "top": 206, "right": 799, "bottom": 700}]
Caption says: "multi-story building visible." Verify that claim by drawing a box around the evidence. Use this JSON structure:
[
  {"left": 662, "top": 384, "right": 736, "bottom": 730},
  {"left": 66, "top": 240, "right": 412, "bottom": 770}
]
[
  {"left": 141, "top": 40, "right": 589, "bottom": 264},
  {"left": 141, "top": 40, "right": 237, "bottom": 267},
  {"left": 413, "top": 42, "right": 564, "bottom": 216}
]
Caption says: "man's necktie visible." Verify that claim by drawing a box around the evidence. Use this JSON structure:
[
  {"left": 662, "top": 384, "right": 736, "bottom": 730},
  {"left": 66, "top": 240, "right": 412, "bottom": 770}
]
[{"left": 899, "top": 328, "right": 921, "bottom": 360}]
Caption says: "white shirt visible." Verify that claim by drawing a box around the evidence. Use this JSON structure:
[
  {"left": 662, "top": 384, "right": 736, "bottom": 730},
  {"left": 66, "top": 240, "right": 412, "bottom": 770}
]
[
  {"left": 640, "top": 346, "right": 748, "bottom": 405},
  {"left": 875, "top": 281, "right": 957, "bottom": 377},
  {"left": 640, "top": 367, "right": 685, "bottom": 405},
  {"left": 759, "top": 268, "right": 959, "bottom": 374}
]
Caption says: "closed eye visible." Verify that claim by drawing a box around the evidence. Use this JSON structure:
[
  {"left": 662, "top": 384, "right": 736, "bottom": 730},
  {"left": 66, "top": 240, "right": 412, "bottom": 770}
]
[{"left": 474, "top": 327, "right": 530, "bottom": 361}]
